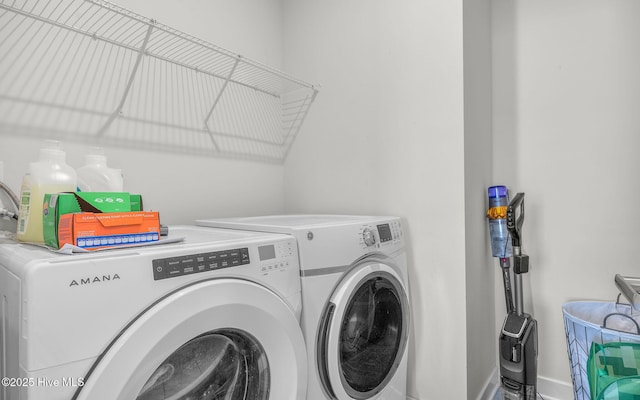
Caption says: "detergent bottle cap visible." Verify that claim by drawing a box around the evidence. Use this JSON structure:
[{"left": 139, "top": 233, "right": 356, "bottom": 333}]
[
  {"left": 38, "top": 140, "right": 66, "bottom": 163},
  {"left": 83, "top": 147, "right": 109, "bottom": 166},
  {"left": 77, "top": 147, "right": 123, "bottom": 192}
]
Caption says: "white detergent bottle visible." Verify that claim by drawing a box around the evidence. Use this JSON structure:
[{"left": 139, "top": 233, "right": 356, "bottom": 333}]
[
  {"left": 76, "top": 148, "right": 124, "bottom": 192},
  {"left": 17, "top": 140, "right": 77, "bottom": 243}
]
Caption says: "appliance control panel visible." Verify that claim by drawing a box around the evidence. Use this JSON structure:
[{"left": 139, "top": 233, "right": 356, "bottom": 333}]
[
  {"left": 258, "top": 241, "right": 295, "bottom": 274},
  {"left": 359, "top": 220, "right": 403, "bottom": 249},
  {"left": 152, "top": 247, "right": 250, "bottom": 280}
]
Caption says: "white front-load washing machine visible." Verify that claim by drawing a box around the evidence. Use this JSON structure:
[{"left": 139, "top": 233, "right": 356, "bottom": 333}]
[
  {"left": 197, "top": 215, "right": 410, "bottom": 400},
  {"left": 0, "top": 225, "right": 306, "bottom": 400}
]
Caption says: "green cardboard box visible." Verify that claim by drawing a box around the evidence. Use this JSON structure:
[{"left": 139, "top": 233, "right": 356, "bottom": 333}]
[
  {"left": 43, "top": 192, "right": 143, "bottom": 248},
  {"left": 130, "top": 194, "right": 143, "bottom": 212}
]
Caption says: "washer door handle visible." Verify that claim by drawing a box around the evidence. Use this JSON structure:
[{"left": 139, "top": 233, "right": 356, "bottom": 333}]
[{"left": 317, "top": 302, "right": 337, "bottom": 399}]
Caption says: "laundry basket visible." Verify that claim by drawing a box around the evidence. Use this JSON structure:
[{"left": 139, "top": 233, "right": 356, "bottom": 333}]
[
  {"left": 563, "top": 301, "right": 640, "bottom": 400},
  {"left": 587, "top": 341, "right": 640, "bottom": 400}
]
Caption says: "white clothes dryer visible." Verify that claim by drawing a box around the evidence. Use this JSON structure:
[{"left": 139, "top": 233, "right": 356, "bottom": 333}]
[
  {"left": 0, "top": 226, "right": 306, "bottom": 400},
  {"left": 197, "top": 215, "right": 410, "bottom": 400}
]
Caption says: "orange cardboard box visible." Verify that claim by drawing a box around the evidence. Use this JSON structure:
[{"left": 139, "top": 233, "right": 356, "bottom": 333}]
[{"left": 57, "top": 211, "right": 160, "bottom": 250}]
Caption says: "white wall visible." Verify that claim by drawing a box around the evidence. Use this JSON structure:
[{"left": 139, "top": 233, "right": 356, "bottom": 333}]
[
  {"left": 282, "top": 1, "right": 472, "bottom": 399},
  {"left": 0, "top": 0, "right": 286, "bottom": 224},
  {"left": 464, "top": 0, "right": 497, "bottom": 398},
  {"left": 125, "top": 0, "right": 285, "bottom": 70},
  {"left": 493, "top": 0, "right": 640, "bottom": 388},
  {"left": 0, "top": 137, "right": 283, "bottom": 225},
  {"left": 2, "top": 5, "right": 492, "bottom": 400},
  {"left": 7, "top": 0, "right": 635, "bottom": 397}
]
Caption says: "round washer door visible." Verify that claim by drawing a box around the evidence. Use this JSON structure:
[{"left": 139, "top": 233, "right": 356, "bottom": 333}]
[
  {"left": 73, "top": 278, "right": 307, "bottom": 400},
  {"left": 318, "top": 261, "right": 409, "bottom": 400}
]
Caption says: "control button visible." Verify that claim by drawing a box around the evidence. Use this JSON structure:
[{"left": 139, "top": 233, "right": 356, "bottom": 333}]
[
  {"left": 240, "top": 248, "right": 250, "bottom": 264},
  {"left": 152, "top": 259, "right": 167, "bottom": 280},
  {"left": 362, "top": 228, "right": 376, "bottom": 246},
  {"left": 153, "top": 247, "right": 251, "bottom": 281}
]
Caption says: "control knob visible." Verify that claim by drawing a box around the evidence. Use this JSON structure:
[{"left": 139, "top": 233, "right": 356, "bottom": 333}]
[{"left": 362, "top": 228, "right": 377, "bottom": 246}]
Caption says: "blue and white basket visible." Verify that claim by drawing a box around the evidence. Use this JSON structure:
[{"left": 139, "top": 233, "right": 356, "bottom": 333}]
[{"left": 563, "top": 301, "right": 640, "bottom": 400}]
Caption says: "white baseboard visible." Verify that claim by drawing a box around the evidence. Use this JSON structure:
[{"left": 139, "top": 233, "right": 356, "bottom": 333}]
[
  {"left": 475, "top": 368, "right": 574, "bottom": 400},
  {"left": 407, "top": 370, "right": 573, "bottom": 400},
  {"left": 475, "top": 367, "right": 500, "bottom": 400},
  {"left": 536, "top": 376, "right": 574, "bottom": 400}
]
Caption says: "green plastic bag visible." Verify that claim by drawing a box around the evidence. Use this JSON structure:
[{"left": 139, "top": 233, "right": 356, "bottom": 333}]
[{"left": 588, "top": 341, "right": 640, "bottom": 400}]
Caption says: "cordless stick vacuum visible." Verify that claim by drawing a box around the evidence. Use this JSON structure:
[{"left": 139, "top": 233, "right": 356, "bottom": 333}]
[{"left": 487, "top": 188, "right": 538, "bottom": 400}]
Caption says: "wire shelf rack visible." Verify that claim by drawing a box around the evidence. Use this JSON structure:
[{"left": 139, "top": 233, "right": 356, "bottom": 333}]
[{"left": 0, "top": 0, "right": 318, "bottom": 163}]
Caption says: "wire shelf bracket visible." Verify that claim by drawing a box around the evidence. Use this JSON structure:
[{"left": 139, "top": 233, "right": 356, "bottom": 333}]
[{"left": 0, "top": 0, "right": 319, "bottom": 164}]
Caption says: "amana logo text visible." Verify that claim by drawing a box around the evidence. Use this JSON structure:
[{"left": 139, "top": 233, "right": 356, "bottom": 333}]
[{"left": 69, "top": 274, "right": 121, "bottom": 287}]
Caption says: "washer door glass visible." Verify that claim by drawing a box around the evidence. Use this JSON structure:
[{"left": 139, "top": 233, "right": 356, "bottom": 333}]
[
  {"left": 137, "top": 329, "right": 269, "bottom": 400},
  {"left": 339, "top": 275, "right": 404, "bottom": 396}
]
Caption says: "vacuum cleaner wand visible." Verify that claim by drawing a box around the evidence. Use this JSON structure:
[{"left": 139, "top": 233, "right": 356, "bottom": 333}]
[
  {"left": 500, "top": 257, "right": 515, "bottom": 315},
  {"left": 499, "top": 192, "right": 538, "bottom": 400},
  {"left": 506, "top": 193, "right": 530, "bottom": 316}
]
